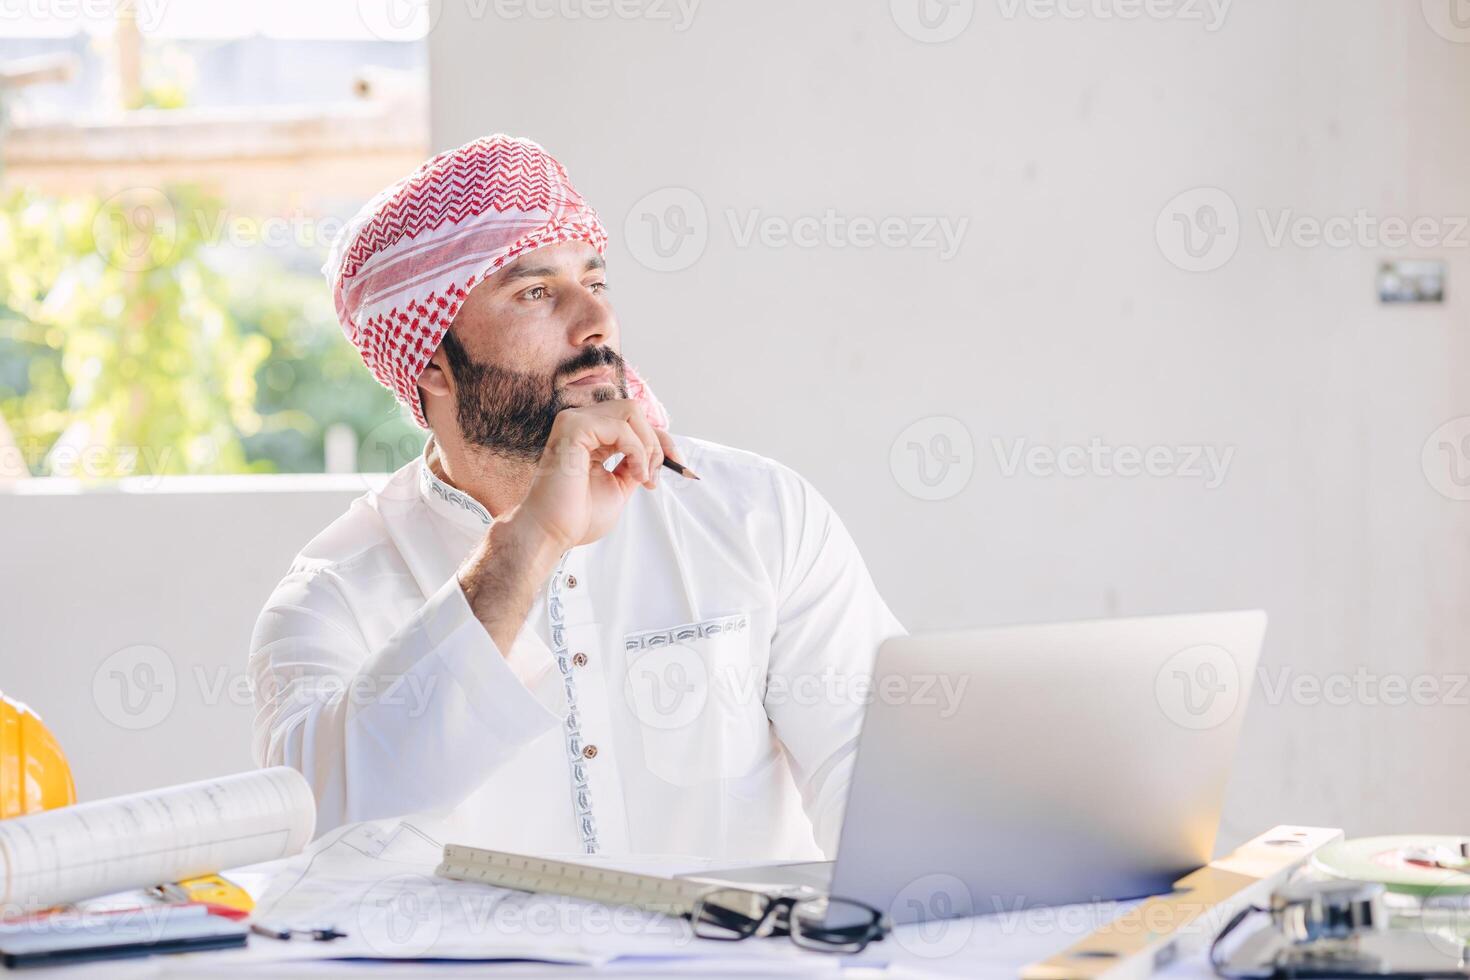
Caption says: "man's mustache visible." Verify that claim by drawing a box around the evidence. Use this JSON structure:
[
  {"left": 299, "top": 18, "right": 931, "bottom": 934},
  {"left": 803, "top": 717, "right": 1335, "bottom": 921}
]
[{"left": 555, "top": 346, "right": 625, "bottom": 385}]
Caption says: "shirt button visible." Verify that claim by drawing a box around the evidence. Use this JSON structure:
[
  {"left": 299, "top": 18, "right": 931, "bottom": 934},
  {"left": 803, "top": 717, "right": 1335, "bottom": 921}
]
[
  {"left": 566, "top": 575, "right": 578, "bottom": 589},
  {"left": 572, "top": 652, "right": 588, "bottom": 668},
  {"left": 582, "top": 744, "right": 598, "bottom": 760}
]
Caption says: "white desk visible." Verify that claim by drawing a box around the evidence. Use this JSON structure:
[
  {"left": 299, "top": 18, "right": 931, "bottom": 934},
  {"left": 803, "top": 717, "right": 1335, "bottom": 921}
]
[{"left": 25, "top": 857, "right": 1221, "bottom": 979}]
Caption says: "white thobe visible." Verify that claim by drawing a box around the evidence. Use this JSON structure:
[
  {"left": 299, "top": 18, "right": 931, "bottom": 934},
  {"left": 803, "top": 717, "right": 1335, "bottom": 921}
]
[{"left": 249, "top": 434, "right": 904, "bottom": 860}]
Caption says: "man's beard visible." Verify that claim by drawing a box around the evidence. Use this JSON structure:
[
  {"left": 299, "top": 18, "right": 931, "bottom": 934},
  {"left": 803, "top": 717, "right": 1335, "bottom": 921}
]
[{"left": 451, "top": 345, "right": 628, "bottom": 461}]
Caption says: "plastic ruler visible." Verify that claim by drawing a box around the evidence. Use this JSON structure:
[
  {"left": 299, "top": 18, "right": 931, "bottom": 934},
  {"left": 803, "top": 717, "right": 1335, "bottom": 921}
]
[{"left": 435, "top": 844, "right": 764, "bottom": 919}]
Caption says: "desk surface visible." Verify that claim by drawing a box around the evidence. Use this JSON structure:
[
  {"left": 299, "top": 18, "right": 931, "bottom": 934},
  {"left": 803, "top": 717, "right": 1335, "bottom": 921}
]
[
  {"left": 20, "top": 916, "right": 1217, "bottom": 979},
  {"left": 22, "top": 862, "right": 1220, "bottom": 979}
]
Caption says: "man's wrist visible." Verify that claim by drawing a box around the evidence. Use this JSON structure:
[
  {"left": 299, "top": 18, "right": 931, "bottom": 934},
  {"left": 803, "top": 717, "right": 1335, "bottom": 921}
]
[
  {"left": 495, "top": 513, "right": 568, "bottom": 577},
  {"left": 456, "top": 515, "right": 568, "bottom": 654},
  {"left": 457, "top": 515, "right": 563, "bottom": 615}
]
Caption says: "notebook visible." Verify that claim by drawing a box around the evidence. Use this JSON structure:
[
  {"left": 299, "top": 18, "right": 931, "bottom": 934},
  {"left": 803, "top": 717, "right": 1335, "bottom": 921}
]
[{"left": 0, "top": 903, "right": 248, "bottom": 968}]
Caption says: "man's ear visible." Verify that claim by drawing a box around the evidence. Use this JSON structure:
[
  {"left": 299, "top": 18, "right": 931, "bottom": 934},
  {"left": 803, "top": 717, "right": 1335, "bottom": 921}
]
[{"left": 417, "top": 344, "right": 453, "bottom": 399}]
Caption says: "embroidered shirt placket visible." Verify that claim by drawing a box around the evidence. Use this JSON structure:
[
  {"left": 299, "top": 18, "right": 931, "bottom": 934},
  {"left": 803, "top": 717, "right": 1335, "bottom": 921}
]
[
  {"left": 549, "top": 555, "right": 600, "bottom": 855},
  {"left": 421, "top": 449, "right": 599, "bottom": 853}
]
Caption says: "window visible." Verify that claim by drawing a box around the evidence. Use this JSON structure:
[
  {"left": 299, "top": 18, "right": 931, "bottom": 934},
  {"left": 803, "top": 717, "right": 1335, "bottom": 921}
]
[{"left": 0, "top": 1, "right": 431, "bottom": 480}]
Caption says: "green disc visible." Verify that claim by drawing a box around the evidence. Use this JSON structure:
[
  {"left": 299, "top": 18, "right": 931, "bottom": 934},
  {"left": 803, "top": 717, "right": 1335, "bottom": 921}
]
[{"left": 1312, "top": 836, "right": 1470, "bottom": 896}]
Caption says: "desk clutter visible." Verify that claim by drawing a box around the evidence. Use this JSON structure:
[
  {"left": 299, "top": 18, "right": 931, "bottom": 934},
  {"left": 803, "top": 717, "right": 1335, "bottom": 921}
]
[
  {"left": 0, "top": 770, "right": 863, "bottom": 970},
  {"left": 1025, "top": 831, "right": 1470, "bottom": 980},
  {"left": 435, "top": 843, "right": 887, "bottom": 953},
  {"left": 240, "top": 818, "right": 838, "bottom": 967},
  {"left": 0, "top": 767, "right": 315, "bottom": 968},
  {"left": 3, "top": 749, "right": 1470, "bottom": 974},
  {"left": 1209, "top": 835, "right": 1470, "bottom": 979}
]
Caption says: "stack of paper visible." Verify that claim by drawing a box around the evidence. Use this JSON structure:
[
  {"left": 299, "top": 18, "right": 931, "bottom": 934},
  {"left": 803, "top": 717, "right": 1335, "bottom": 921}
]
[{"left": 246, "top": 819, "right": 816, "bottom": 968}]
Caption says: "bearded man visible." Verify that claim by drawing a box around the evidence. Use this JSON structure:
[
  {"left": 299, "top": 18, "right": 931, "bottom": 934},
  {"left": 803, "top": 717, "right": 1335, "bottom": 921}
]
[{"left": 249, "top": 135, "right": 904, "bottom": 861}]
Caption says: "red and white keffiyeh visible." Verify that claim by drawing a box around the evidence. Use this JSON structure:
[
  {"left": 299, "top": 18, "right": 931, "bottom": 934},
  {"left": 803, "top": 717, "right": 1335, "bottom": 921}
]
[{"left": 324, "top": 134, "right": 668, "bottom": 430}]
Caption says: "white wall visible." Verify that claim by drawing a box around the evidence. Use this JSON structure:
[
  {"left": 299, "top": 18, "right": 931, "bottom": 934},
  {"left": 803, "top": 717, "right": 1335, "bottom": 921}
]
[
  {"left": 428, "top": 0, "right": 1470, "bottom": 845},
  {"left": 0, "top": 478, "right": 375, "bottom": 802}
]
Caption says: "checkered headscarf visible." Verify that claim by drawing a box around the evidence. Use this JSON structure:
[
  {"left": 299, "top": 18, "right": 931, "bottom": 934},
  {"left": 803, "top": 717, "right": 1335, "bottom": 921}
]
[{"left": 324, "top": 134, "right": 668, "bottom": 430}]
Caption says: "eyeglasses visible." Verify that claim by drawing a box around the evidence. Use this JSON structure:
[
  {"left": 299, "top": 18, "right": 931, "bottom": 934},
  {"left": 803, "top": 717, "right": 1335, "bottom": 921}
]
[{"left": 690, "top": 887, "right": 887, "bottom": 954}]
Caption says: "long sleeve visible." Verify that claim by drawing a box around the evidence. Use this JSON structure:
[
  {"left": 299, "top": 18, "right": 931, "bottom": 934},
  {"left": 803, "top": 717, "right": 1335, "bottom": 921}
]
[
  {"left": 249, "top": 568, "right": 564, "bottom": 835},
  {"left": 764, "top": 468, "right": 906, "bottom": 856}
]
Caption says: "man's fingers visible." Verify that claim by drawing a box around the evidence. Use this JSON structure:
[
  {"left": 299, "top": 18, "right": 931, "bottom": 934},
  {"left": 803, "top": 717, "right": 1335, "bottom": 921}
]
[
  {"left": 552, "top": 400, "right": 673, "bottom": 487},
  {"left": 654, "top": 427, "right": 683, "bottom": 466},
  {"left": 550, "top": 412, "right": 646, "bottom": 481},
  {"left": 609, "top": 453, "right": 645, "bottom": 492},
  {"left": 607, "top": 419, "right": 648, "bottom": 483},
  {"left": 579, "top": 398, "right": 642, "bottom": 421},
  {"left": 574, "top": 398, "right": 664, "bottom": 489},
  {"left": 624, "top": 408, "right": 663, "bottom": 489}
]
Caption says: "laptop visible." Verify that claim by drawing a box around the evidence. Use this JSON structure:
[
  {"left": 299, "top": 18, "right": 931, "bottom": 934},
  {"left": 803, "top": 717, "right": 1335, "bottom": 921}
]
[{"left": 684, "top": 610, "right": 1266, "bottom": 924}]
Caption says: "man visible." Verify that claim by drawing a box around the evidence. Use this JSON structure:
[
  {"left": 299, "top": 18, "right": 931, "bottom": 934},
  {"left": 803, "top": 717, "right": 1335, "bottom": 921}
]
[{"left": 250, "top": 135, "right": 903, "bottom": 861}]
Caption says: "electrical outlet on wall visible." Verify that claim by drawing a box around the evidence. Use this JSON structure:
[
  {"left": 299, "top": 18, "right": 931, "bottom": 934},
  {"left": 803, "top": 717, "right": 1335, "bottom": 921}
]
[{"left": 1378, "top": 259, "right": 1445, "bottom": 303}]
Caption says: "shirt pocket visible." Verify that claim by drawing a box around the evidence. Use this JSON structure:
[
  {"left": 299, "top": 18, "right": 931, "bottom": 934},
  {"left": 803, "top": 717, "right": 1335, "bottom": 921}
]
[{"left": 622, "top": 612, "right": 770, "bottom": 786}]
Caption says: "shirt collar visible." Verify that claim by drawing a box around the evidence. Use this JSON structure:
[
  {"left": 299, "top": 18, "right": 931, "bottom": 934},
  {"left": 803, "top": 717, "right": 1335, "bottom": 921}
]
[{"left": 418, "top": 435, "right": 494, "bottom": 530}]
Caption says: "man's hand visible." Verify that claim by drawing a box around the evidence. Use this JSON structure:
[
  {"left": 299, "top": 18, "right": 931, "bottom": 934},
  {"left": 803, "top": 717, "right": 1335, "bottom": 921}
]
[
  {"left": 457, "top": 400, "right": 686, "bottom": 654},
  {"left": 514, "top": 399, "right": 669, "bottom": 552}
]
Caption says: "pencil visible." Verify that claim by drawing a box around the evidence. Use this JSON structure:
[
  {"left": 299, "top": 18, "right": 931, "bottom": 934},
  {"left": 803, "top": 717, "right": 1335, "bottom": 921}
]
[{"left": 662, "top": 457, "right": 701, "bottom": 481}]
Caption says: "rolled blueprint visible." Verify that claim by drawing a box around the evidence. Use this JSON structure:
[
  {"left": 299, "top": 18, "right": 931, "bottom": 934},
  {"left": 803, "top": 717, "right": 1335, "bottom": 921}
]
[{"left": 0, "top": 767, "right": 316, "bottom": 911}]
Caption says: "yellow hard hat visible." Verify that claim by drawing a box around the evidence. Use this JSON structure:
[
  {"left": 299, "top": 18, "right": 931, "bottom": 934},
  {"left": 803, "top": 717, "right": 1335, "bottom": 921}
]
[{"left": 0, "top": 691, "right": 77, "bottom": 819}]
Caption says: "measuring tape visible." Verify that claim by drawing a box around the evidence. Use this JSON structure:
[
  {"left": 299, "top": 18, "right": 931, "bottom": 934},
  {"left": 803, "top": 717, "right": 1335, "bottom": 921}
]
[{"left": 435, "top": 844, "right": 764, "bottom": 919}]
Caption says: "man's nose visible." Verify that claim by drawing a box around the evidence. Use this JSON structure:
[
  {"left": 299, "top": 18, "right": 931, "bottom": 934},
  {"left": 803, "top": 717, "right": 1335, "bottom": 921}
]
[{"left": 566, "top": 285, "right": 615, "bottom": 347}]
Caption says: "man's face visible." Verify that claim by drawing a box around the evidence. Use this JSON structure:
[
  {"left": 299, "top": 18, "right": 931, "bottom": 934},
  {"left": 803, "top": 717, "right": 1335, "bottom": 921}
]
[{"left": 429, "top": 240, "right": 626, "bottom": 460}]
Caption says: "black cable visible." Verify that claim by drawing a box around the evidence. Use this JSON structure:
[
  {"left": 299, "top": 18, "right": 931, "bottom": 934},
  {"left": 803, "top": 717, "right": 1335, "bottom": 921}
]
[{"left": 1210, "top": 904, "right": 1267, "bottom": 978}]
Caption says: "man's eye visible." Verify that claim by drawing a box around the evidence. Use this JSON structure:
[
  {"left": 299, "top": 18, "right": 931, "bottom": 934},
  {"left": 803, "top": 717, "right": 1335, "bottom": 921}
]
[
  {"left": 525, "top": 285, "right": 548, "bottom": 300},
  {"left": 589, "top": 281, "right": 608, "bottom": 293}
]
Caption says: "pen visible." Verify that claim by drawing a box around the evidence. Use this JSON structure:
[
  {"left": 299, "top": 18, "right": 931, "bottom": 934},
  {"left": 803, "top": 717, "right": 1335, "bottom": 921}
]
[{"left": 249, "top": 923, "right": 346, "bottom": 941}]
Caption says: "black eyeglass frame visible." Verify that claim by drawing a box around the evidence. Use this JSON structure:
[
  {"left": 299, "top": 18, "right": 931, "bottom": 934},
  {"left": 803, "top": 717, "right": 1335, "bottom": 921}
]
[{"left": 689, "top": 890, "right": 888, "bottom": 954}]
